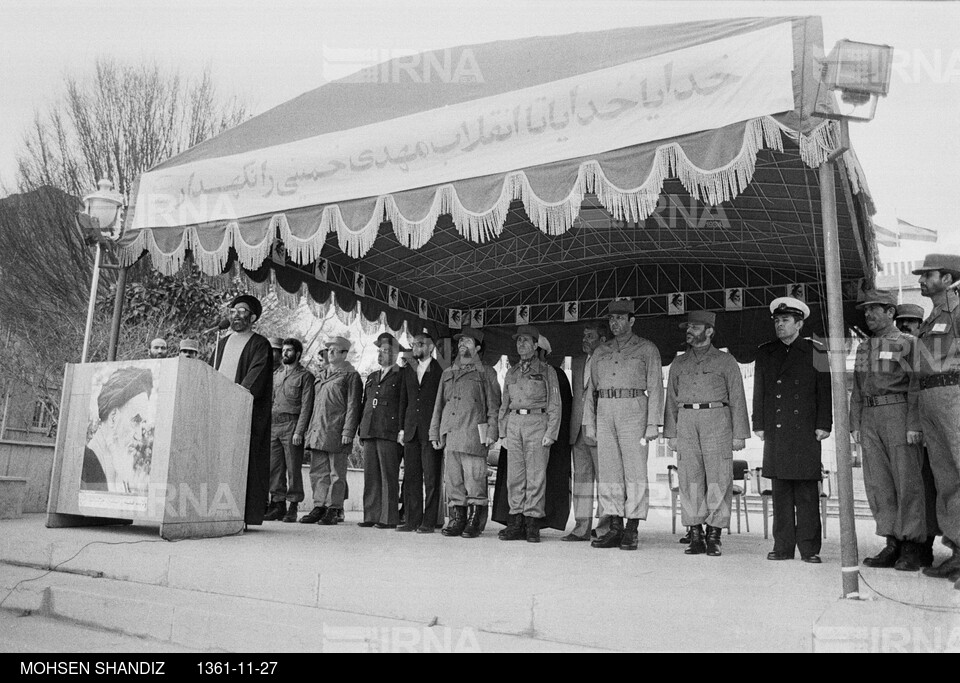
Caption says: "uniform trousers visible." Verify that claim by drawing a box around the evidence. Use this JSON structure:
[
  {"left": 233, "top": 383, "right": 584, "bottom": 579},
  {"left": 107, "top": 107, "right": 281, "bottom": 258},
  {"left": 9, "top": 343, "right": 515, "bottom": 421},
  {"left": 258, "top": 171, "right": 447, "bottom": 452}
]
[
  {"left": 444, "top": 450, "right": 487, "bottom": 507},
  {"left": 677, "top": 407, "right": 733, "bottom": 528},
  {"left": 505, "top": 413, "right": 550, "bottom": 518},
  {"left": 860, "top": 402, "right": 926, "bottom": 541},
  {"left": 308, "top": 446, "right": 349, "bottom": 509},
  {"left": 772, "top": 478, "right": 822, "bottom": 558},
  {"left": 596, "top": 396, "right": 650, "bottom": 519},
  {"left": 571, "top": 432, "right": 607, "bottom": 536},
  {"left": 362, "top": 438, "right": 400, "bottom": 525},
  {"left": 268, "top": 420, "right": 304, "bottom": 503},
  {"left": 918, "top": 386, "right": 960, "bottom": 548},
  {"left": 402, "top": 440, "right": 443, "bottom": 529}
]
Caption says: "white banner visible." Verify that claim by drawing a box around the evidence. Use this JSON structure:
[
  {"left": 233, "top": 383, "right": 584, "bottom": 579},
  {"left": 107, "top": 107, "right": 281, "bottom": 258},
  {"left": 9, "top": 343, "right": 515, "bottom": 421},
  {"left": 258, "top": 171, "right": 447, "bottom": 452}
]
[{"left": 133, "top": 24, "right": 794, "bottom": 229}]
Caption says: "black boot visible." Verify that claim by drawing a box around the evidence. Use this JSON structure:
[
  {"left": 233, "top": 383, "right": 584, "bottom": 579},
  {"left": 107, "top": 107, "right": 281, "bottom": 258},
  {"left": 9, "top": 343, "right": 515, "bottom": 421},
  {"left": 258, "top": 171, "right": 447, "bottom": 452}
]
[
  {"left": 894, "top": 540, "right": 921, "bottom": 572},
  {"left": 281, "top": 502, "right": 298, "bottom": 523},
  {"left": 705, "top": 525, "right": 722, "bottom": 556},
  {"left": 920, "top": 537, "right": 936, "bottom": 567},
  {"left": 263, "top": 501, "right": 286, "bottom": 522},
  {"left": 318, "top": 507, "right": 339, "bottom": 525},
  {"left": 441, "top": 506, "right": 467, "bottom": 537},
  {"left": 462, "top": 505, "right": 487, "bottom": 539},
  {"left": 498, "top": 514, "right": 526, "bottom": 541},
  {"left": 678, "top": 527, "right": 692, "bottom": 544},
  {"left": 864, "top": 536, "right": 900, "bottom": 568},
  {"left": 591, "top": 517, "right": 624, "bottom": 549},
  {"left": 620, "top": 519, "right": 639, "bottom": 551},
  {"left": 684, "top": 525, "right": 706, "bottom": 555},
  {"left": 299, "top": 506, "right": 327, "bottom": 524},
  {"left": 525, "top": 516, "right": 541, "bottom": 543},
  {"left": 923, "top": 547, "right": 960, "bottom": 580}
]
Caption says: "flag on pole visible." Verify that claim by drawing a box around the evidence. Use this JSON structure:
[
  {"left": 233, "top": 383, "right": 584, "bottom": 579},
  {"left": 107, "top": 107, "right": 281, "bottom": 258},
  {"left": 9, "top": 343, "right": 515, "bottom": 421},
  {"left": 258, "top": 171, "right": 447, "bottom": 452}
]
[
  {"left": 896, "top": 218, "right": 937, "bottom": 242},
  {"left": 873, "top": 223, "right": 899, "bottom": 247}
]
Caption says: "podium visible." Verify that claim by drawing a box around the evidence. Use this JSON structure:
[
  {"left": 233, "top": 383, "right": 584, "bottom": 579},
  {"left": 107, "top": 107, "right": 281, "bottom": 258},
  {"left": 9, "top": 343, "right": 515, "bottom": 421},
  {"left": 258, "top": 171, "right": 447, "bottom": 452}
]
[{"left": 47, "top": 357, "right": 252, "bottom": 540}]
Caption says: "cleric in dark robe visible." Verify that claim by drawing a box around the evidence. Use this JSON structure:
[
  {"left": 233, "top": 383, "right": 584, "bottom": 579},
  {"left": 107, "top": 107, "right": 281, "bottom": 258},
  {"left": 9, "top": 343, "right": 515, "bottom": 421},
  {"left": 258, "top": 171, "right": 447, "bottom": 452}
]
[
  {"left": 211, "top": 294, "right": 273, "bottom": 526},
  {"left": 493, "top": 336, "right": 572, "bottom": 531}
]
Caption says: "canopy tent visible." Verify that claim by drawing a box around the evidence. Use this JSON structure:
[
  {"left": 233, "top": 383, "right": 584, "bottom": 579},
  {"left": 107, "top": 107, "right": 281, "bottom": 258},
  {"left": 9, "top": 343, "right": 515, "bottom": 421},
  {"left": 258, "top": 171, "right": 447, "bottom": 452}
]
[{"left": 119, "top": 16, "right": 879, "bottom": 362}]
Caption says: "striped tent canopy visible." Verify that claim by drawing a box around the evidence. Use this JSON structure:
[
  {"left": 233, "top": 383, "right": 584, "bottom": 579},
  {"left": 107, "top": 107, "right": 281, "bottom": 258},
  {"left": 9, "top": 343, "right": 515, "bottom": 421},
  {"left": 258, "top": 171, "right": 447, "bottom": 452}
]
[{"left": 120, "top": 16, "right": 878, "bottom": 362}]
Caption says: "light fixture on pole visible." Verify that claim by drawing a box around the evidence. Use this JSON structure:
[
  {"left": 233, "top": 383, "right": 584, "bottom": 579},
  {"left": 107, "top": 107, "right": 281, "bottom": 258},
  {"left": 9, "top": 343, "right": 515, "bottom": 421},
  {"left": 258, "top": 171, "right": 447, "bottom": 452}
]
[
  {"left": 77, "top": 179, "right": 125, "bottom": 363},
  {"left": 815, "top": 39, "right": 893, "bottom": 601}
]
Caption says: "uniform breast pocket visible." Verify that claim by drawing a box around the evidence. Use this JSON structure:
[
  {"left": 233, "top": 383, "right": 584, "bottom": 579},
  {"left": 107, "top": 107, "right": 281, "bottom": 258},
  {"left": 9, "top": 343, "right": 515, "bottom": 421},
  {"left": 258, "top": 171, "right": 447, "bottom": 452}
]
[
  {"left": 520, "top": 377, "right": 547, "bottom": 402},
  {"left": 283, "top": 382, "right": 301, "bottom": 399}
]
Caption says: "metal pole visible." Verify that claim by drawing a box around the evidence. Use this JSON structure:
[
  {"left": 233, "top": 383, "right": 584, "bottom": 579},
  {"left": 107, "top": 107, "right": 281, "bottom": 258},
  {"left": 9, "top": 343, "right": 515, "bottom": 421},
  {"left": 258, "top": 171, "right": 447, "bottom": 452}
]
[
  {"left": 81, "top": 243, "right": 102, "bottom": 363},
  {"left": 107, "top": 266, "right": 128, "bottom": 362},
  {"left": 819, "top": 159, "right": 860, "bottom": 599}
]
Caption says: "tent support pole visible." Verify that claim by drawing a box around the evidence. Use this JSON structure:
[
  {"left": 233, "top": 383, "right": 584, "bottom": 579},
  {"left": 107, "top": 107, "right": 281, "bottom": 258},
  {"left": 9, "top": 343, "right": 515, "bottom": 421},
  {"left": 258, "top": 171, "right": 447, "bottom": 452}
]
[
  {"left": 107, "top": 266, "right": 127, "bottom": 362},
  {"left": 819, "top": 159, "right": 860, "bottom": 599}
]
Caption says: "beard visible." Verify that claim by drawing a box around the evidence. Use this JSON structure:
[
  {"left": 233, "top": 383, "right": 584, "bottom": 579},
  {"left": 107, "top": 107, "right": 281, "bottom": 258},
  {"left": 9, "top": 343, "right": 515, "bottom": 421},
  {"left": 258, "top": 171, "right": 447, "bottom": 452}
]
[{"left": 686, "top": 330, "right": 708, "bottom": 346}]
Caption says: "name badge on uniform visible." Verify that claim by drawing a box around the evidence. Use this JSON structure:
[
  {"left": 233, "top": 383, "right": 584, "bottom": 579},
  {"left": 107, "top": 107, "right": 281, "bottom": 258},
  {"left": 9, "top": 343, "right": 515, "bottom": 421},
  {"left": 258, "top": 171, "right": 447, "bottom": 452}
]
[
  {"left": 879, "top": 351, "right": 895, "bottom": 361},
  {"left": 932, "top": 323, "right": 949, "bottom": 334}
]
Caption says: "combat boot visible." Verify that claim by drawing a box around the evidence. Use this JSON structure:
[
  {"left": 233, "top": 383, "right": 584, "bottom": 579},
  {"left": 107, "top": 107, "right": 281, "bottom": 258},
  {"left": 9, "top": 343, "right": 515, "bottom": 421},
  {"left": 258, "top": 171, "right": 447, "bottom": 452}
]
[
  {"left": 281, "top": 502, "right": 298, "bottom": 523},
  {"left": 462, "top": 505, "right": 487, "bottom": 539},
  {"left": 863, "top": 536, "right": 900, "bottom": 568},
  {"left": 498, "top": 514, "right": 526, "bottom": 541},
  {"left": 894, "top": 540, "right": 921, "bottom": 572},
  {"left": 620, "top": 518, "right": 639, "bottom": 551},
  {"left": 705, "top": 525, "right": 722, "bottom": 556},
  {"left": 299, "top": 506, "right": 327, "bottom": 524},
  {"left": 318, "top": 507, "right": 340, "bottom": 525},
  {"left": 923, "top": 547, "right": 960, "bottom": 580},
  {"left": 684, "top": 525, "right": 706, "bottom": 555},
  {"left": 525, "top": 516, "right": 541, "bottom": 543},
  {"left": 441, "top": 506, "right": 467, "bottom": 537},
  {"left": 591, "top": 517, "right": 624, "bottom": 549},
  {"left": 678, "top": 527, "right": 692, "bottom": 544},
  {"left": 263, "top": 501, "right": 286, "bottom": 522}
]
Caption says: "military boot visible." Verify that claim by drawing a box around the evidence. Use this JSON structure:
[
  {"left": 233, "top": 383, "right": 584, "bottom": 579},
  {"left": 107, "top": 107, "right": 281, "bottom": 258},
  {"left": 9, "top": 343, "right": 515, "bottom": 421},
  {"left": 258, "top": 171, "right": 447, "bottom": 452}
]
[
  {"left": 591, "top": 517, "right": 624, "bottom": 549},
  {"left": 525, "top": 516, "right": 541, "bottom": 544},
  {"left": 461, "top": 505, "right": 487, "bottom": 539},
  {"left": 922, "top": 547, "right": 960, "bottom": 580},
  {"left": 620, "top": 519, "right": 640, "bottom": 551},
  {"left": 318, "top": 507, "right": 339, "bottom": 525},
  {"left": 299, "top": 506, "right": 327, "bottom": 524},
  {"left": 684, "top": 525, "right": 706, "bottom": 555},
  {"left": 281, "top": 502, "right": 298, "bottom": 523},
  {"left": 498, "top": 514, "right": 526, "bottom": 541},
  {"left": 705, "top": 525, "right": 723, "bottom": 557},
  {"left": 894, "top": 540, "right": 922, "bottom": 572},
  {"left": 678, "top": 527, "right": 692, "bottom": 544},
  {"left": 863, "top": 536, "right": 900, "bottom": 568},
  {"left": 441, "top": 506, "right": 467, "bottom": 537},
  {"left": 263, "top": 501, "right": 286, "bottom": 522}
]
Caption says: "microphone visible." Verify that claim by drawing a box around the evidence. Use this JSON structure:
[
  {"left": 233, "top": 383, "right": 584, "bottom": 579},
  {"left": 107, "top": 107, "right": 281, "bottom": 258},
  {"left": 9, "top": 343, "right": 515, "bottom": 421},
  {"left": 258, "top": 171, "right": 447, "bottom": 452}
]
[{"left": 201, "top": 318, "right": 231, "bottom": 335}]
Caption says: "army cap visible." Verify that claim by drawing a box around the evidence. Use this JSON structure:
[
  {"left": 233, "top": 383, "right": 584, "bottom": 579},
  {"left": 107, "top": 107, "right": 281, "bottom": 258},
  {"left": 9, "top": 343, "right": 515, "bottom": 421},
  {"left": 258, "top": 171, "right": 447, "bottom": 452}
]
[
  {"left": 895, "top": 304, "right": 924, "bottom": 321},
  {"left": 453, "top": 327, "right": 484, "bottom": 344},
  {"left": 769, "top": 296, "right": 810, "bottom": 320},
  {"left": 607, "top": 299, "right": 634, "bottom": 316},
  {"left": 680, "top": 311, "right": 716, "bottom": 329},
  {"left": 856, "top": 289, "right": 898, "bottom": 309},
  {"left": 178, "top": 338, "right": 199, "bottom": 353},
  {"left": 325, "top": 336, "right": 351, "bottom": 352},
  {"left": 512, "top": 325, "right": 540, "bottom": 342},
  {"left": 912, "top": 254, "right": 960, "bottom": 277}
]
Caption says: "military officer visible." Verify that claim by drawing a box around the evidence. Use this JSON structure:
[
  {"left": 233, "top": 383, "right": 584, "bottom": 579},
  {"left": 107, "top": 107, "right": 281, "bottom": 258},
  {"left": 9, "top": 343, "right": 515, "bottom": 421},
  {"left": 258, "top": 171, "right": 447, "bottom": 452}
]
[
  {"left": 429, "top": 327, "right": 501, "bottom": 538},
  {"left": 584, "top": 299, "right": 664, "bottom": 551},
  {"left": 752, "top": 297, "right": 832, "bottom": 563},
  {"left": 910, "top": 254, "right": 960, "bottom": 586},
  {"left": 497, "top": 326, "right": 561, "bottom": 543},
  {"left": 850, "top": 290, "right": 927, "bottom": 570},
  {"left": 896, "top": 304, "right": 925, "bottom": 335},
  {"left": 664, "top": 311, "right": 750, "bottom": 557}
]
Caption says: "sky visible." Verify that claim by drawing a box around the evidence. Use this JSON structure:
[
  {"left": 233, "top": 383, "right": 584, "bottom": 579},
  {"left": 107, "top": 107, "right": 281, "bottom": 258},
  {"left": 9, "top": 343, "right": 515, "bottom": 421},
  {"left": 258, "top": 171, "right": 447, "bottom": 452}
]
[{"left": 2, "top": 0, "right": 959, "bottom": 252}]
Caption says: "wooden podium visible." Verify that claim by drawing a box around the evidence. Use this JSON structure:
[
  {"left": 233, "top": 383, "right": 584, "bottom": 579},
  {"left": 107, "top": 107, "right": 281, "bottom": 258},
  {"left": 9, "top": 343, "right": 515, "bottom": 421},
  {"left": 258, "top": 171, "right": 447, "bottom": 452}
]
[{"left": 47, "top": 357, "right": 252, "bottom": 540}]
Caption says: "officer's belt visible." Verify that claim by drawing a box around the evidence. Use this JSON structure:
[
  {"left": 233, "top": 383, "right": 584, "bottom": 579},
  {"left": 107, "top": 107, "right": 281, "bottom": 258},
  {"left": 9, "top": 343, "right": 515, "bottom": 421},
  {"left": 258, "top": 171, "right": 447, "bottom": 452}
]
[
  {"left": 919, "top": 372, "right": 960, "bottom": 390},
  {"left": 595, "top": 388, "right": 645, "bottom": 399},
  {"left": 272, "top": 412, "right": 299, "bottom": 424},
  {"left": 510, "top": 408, "right": 545, "bottom": 415},
  {"left": 862, "top": 394, "right": 907, "bottom": 408},
  {"left": 680, "top": 402, "right": 728, "bottom": 410}
]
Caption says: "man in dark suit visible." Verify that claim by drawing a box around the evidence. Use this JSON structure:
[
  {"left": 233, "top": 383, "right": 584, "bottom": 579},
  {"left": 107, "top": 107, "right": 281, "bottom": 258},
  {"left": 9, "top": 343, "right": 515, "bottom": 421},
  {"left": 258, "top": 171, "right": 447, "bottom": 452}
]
[
  {"left": 213, "top": 294, "right": 273, "bottom": 527},
  {"left": 397, "top": 328, "right": 444, "bottom": 533},
  {"left": 752, "top": 297, "right": 832, "bottom": 563},
  {"left": 565, "top": 322, "right": 609, "bottom": 541},
  {"left": 358, "top": 332, "right": 403, "bottom": 529}
]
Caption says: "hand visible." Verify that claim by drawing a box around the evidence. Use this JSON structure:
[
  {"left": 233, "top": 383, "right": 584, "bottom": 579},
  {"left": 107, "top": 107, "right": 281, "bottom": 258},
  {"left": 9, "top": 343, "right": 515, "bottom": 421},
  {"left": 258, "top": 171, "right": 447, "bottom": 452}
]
[
  {"left": 397, "top": 430, "right": 405, "bottom": 445},
  {"left": 292, "top": 433, "right": 303, "bottom": 447},
  {"left": 542, "top": 437, "right": 555, "bottom": 448},
  {"left": 644, "top": 426, "right": 660, "bottom": 441},
  {"left": 667, "top": 438, "right": 677, "bottom": 452},
  {"left": 732, "top": 438, "right": 746, "bottom": 451},
  {"left": 341, "top": 435, "right": 353, "bottom": 446},
  {"left": 431, "top": 440, "right": 443, "bottom": 450},
  {"left": 907, "top": 430, "right": 923, "bottom": 446},
  {"left": 851, "top": 430, "right": 860, "bottom": 444},
  {"left": 754, "top": 430, "right": 764, "bottom": 442},
  {"left": 815, "top": 429, "right": 830, "bottom": 442}
]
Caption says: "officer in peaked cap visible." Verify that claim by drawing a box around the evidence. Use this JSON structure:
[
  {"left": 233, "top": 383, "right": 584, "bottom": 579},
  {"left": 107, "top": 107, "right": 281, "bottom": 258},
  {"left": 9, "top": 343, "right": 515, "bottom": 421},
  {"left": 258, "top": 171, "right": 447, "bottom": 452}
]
[
  {"left": 895, "top": 304, "right": 925, "bottom": 335},
  {"left": 664, "top": 310, "right": 750, "bottom": 557},
  {"left": 850, "top": 290, "right": 929, "bottom": 570},
  {"left": 753, "top": 296, "right": 832, "bottom": 563},
  {"left": 911, "top": 253, "right": 960, "bottom": 585},
  {"left": 583, "top": 298, "right": 664, "bottom": 551}
]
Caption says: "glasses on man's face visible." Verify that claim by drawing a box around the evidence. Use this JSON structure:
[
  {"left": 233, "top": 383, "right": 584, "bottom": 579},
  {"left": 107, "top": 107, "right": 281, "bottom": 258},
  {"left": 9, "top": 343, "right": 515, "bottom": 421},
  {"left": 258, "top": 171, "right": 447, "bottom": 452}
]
[{"left": 230, "top": 307, "right": 252, "bottom": 317}]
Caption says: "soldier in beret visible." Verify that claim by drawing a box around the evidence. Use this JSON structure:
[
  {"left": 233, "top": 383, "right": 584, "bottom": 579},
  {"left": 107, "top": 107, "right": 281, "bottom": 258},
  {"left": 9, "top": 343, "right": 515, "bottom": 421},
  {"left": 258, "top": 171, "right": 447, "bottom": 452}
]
[
  {"left": 911, "top": 254, "right": 960, "bottom": 586},
  {"left": 851, "top": 290, "right": 927, "bottom": 570},
  {"left": 752, "top": 297, "right": 832, "bottom": 563},
  {"left": 664, "top": 311, "right": 750, "bottom": 557}
]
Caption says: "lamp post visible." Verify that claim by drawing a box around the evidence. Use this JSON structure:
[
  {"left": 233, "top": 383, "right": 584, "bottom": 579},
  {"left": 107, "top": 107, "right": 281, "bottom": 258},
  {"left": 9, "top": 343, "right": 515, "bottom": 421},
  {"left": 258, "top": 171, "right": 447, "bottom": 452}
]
[
  {"left": 79, "top": 179, "right": 125, "bottom": 363},
  {"left": 814, "top": 40, "right": 893, "bottom": 600}
]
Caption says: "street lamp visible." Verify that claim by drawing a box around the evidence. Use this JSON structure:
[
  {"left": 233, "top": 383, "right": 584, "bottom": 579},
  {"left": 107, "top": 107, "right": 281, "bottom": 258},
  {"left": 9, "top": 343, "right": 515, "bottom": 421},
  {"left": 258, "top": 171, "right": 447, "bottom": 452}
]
[
  {"left": 78, "top": 179, "right": 125, "bottom": 363},
  {"left": 815, "top": 39, "right": 893, "bottom": 600}
]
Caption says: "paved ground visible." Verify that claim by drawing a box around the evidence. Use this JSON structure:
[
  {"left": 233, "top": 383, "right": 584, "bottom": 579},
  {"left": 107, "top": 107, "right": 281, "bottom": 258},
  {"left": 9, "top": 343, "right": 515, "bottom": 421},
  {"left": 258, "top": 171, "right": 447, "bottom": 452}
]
[{"left": 1, "top": 509, "right": 957, "bottom": 653}]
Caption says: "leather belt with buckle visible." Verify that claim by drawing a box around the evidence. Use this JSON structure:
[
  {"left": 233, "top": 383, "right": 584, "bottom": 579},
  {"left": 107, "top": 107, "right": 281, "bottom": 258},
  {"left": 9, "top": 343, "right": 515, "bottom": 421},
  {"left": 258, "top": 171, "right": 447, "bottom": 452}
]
[
  {"left": 919, "top": 372, "right": 960, "bottom": 390},
  {"left": 863, "top": 394, "right": 908, "bottom": 408},
  {"left": 680, "top": 402, "right": 729, "bottom": 410},
  {"left": 596, "top": 388, "right": 645, "bottom": 399},
  {"left": 511, "top": 408, "right": 545, "bottom": 415}
]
